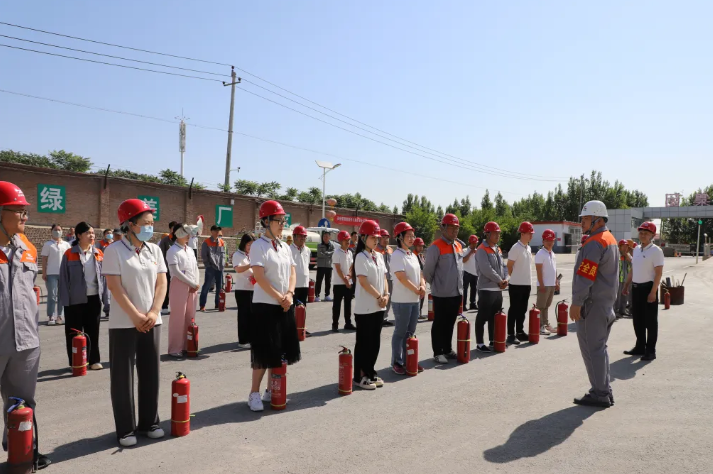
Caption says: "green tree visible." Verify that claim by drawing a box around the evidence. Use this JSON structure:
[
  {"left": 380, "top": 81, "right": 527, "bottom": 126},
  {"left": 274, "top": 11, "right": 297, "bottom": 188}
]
[
  {"left": 481, "top": 190, "right": 493, "bottom": 211},
  {"left": 494, "top": 192, "right": 511, "bottom": 218},
  {"left": 281, "top": 187, "right": 299, "bottom": 201},
  {"left": 298, "top": 187, "right": 322, "bottom": 204},
  {"left": 256, "top": 181, "right": 281, "bottom": 198},
  {"left": 48, "top": 150, "right": 92, "bottom": 173},
  {"left": 234, "top": 179, "right": 259, "bottom": 196},
  {"left": 158, "top": 169, "right": 188, "bottom": 187},
  {"left": 405, "top": 205, "right": 439, "bottom": 244}
]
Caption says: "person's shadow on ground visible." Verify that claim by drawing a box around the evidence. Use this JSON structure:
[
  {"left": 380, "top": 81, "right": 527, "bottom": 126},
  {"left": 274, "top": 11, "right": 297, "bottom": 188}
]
[
  {"left": 483, "top": 406, "right": 601, "bottom": 463},
  {"left": 610, "top": 356, "right": 651, "bottom": 382}
]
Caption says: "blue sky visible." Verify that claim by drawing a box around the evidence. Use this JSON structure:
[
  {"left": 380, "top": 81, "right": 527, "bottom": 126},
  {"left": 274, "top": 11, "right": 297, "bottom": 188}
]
[{"left": 1, "top": 1, "right": 711, "bottom": 209}]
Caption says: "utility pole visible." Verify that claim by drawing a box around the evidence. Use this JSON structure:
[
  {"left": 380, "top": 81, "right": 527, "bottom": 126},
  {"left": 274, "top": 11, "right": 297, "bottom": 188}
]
[
  {"left": 696, "top": 219, "right": 702, "bottom": 264},
  {"left": 222, "top": 67, "right": 241, "bottom": 191}
]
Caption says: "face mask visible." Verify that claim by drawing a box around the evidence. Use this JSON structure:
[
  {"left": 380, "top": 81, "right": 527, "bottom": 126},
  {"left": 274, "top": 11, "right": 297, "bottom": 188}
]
[
  {"left": 51, "top": 230, "right": 62, "bottom": 239},
  {"left": 106, "top": 234, "right": 113, "bottom": 241},
  {"left": 134, "top": 225, "right": 154, "bottom": 242}
]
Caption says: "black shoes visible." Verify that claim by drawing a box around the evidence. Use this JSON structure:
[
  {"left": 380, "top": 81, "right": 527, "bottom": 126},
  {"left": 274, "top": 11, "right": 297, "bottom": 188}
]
[
  {"left": 641, "top": 353, "right": 657, "bottom": 361},
  {"left": 516, "top": 332, "right": 528, "bottom": 342},
  {"left": 506, "top": 335, "right": 521, "bottom": 345},
  {"left": 469, "top": 304, "right": 478, "bottom": 311},
  {"left": 609, "top": 393, "right": 615, "bottom": 406},
  {"left": 331, "top": 326, "right": 339, "bottom": 333},
  {"left": 476, "top": 344, "right": 492, "bottom": 353},
  {"left": 344, "top": 323, "right": 356, "bottom": 330},
  {"left": 444, "top": 351, "right": 458, "bottom": 360},
  {"left": 623, "top": 348, "right": 645, "bottom": 356},
  {"left": 382, "top": 320, "right": 394, "bottom": 327},
  {"left": 573, "top": 394, "right": 611, "bottom": 408}
]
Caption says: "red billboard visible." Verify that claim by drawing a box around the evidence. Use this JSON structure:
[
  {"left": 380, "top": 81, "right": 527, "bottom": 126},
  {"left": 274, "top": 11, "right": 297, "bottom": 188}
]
[{"left": 333, "top": 215, "right": 379, "bottom": 226}]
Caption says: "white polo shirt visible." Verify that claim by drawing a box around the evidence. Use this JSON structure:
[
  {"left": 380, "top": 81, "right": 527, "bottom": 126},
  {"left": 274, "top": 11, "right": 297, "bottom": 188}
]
[
  {"left": 354, "top": 251, "right": 387, "bottom": 314},
  {"left": 250, "top": 237, "right": 296, "bottom": 305},
  {"left": 390, "top": 248, "right": 421, "bottom": 303},
  {"left": 508, "top": 241, "right": 533, "bottom": 286},
  {"left": 462, "top": 246, "right": 479, "bottom": 276},
  {"left": 167, "top": 243, "right": 199, "bottom": 286},
  {"left": 231, "top": 249, "right": 254, "bottom": 291},
  {"left": 332, "top": 247, "right": 354, "bottom": 286},
  {"left": 290, "top": 243, "right": 311, "bottom": 289},
  {"left": 534, "top": 248, "right": 557, "bottom": 287},
  {"left": 102, "top": 237, "right": 167, "bottom": 329},
  {"left": 632, "top": 243, "right": 664, "bottom": 283},
  {"left": 40, "top": 239, "right": 72, "bottom": 275}
]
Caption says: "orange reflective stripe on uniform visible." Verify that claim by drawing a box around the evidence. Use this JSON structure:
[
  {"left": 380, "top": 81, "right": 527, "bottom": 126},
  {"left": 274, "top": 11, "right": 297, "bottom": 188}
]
[
  {"left": 18, "top": 235, "right": 38, "bottom": 263},
  {"left": 434, "top": 239, "right": 457, "bottom": 255},
  {"left": 477, "top": 243, "right": 496, "bottom": 255},
  {"left": 64, "top": 249, "right": 81, "bottom": 262},
  {"left": 0, "top": 250, "right": 8, "bottom": 264},
  {"left": 204, "top": 238, "right": 225, "bottom": 248}
]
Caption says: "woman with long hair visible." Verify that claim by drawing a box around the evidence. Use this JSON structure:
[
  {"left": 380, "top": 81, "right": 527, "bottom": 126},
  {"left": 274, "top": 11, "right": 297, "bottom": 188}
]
[
  {"left": 58, "top": 221, "right": 104, "bottom": 370},
  {"left": 166, "top": 223, "right": 200, "bottom": 358},
  {"left": 247, "top": 201, "right": 300, "bottom": 411},
  {"left": 233, "top": 233, "right": 256, "bottom": 348},
  {"left": 352, "top": 220, "right": 389, "bottom": 390}
]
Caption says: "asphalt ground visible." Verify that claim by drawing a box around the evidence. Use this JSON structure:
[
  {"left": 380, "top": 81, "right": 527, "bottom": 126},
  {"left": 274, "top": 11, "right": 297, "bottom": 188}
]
[{"left": 4, "top": 255, "right": 712, "bottom": 474}]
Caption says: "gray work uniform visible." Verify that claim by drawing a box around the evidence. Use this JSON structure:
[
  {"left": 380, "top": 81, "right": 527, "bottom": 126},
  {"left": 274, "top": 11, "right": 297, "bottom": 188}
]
[
  {"left": 615, "top": 255, "right": 631, "bottom": 316},
  {"left": 0, "top": 233, "right": 41, "bottom": 448},
  {"left": 572, "top": 226, "right": 619, "bottom": 403}
]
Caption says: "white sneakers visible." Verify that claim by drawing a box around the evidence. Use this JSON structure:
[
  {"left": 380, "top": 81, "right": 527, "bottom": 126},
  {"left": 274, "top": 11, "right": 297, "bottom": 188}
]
[
  {"left": 356, "top": 376, "right": 376, "bottom": 390},
  {"left": 237, "top": 343, "right": 251, "bottom": 349},
  {"left": 262, "top": 390, "right": 272, "bottom": 402},
  {"left": 372, "top": 376, "right": 384, "bottom": 388},
  {"left": 47, "top": 317, "right": 56, "bottom": 326},
  {"left": 248, "top": 392, "right": 264, "bottom": 412},
  {"left": 314, "top": 297, "right": 321, "bottom": 302},
  {"left": 119, "top": 433, "right": 137, "bottom": 447},
  {"left": 89, "top": 363, "right": 103, "bottom": 370},
  {"left": 434, "top": 355, "right": 448, "bottom": 364},
  {"left": 146, "top": 427, "right": 165, "bottom": 439},
  {"left": 540, "top": 327, "right": 552, "bottom": 335},
  {"left": 161, "top": 309, "right": 170, "bottom": 315},
  {"left": 55, "top": 317, "right": 64, "bottom": 325},
  {"left": 118, "top": 427, "right": 164, "bottom": 447},
  {"left": 324, "top": 296, "right": 333, "bottom": 302}
]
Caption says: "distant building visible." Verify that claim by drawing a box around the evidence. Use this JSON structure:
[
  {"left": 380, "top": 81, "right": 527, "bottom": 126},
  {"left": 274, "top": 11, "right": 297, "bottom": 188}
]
[{"left": 530, "top": 221, "right": 582, "bottom": 254}]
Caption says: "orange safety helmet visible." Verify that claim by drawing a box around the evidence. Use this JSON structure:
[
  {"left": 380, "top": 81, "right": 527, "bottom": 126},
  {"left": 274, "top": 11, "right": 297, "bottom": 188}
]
[
  {"left": 337, "top": 230, "right": 350, "bottom": 242},
  {"left": 468, "top": 235, "right": 479, "bottom": 244},
  {"left": 393, "top": 222, "right": 414, "bottom": 235},
  {"left": 638, "top": 221, "right": 657, "bottom": 234},
  {"left": 542, "top": 229, "right": 556, "bottom": 241},
  {"left": 259, "top": 200, "right": 286, "bottom": 219},
  {"left": 118, "top": 199, "right": 154, "bottom": 224},
  {"left": 413, "top": 237, "right": 425, "bottom": 246},
  {"left": 518, "top": 221, "right": 534, "bottom": 233},
  {"left": 359, "top": 220, "right": 381, "bottom": 237},
  {"left": 0, "top": 181, "right": 30, "bottom": 207},
  {"left": 292, "top": 225, "right": 307, "bottom": 236},
  {"left": 484, "top": 221, "right": 501, "bottom": 233},
  {"left": 441, "top": 214, "right": 460, "bottom": 226}
]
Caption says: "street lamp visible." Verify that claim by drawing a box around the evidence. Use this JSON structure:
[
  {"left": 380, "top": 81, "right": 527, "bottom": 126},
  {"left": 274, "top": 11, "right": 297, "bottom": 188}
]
[{"left": 316, "top": 161, "right": 341, "bottom": 218}]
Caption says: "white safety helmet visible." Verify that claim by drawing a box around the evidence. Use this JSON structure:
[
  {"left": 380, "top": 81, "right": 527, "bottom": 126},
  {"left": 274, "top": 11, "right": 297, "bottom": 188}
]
[{"left": 579, "top": 200, "right": 608, "bottom": 218}]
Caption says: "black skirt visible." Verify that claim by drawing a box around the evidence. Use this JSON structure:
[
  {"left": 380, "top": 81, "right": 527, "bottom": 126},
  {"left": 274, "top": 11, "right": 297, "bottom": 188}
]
[{"left": 250, "top": 302, "right": 302, "bottom": 369}]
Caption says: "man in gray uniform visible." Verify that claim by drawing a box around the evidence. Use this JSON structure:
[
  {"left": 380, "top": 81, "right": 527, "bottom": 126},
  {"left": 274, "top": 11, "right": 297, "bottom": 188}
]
[
  {"left": 570, "top": 200, "right": 619, "bottom": 408},
  {"left": 0, "top": 181, "right": 50, "bottom": 469}
]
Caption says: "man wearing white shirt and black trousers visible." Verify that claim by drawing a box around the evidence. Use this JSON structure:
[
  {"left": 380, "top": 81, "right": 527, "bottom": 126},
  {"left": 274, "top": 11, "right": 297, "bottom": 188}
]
[
  {"left": 462, "top": 235, "right": 479, "bottom": 311},
  {"left": 623, "top": 222, "right": 664, "bottom": 361},
  {"left": 506, "top": 222, "right": 534, "bottom": 344},
  {"left": 290, "top": 226, "right": 312, "bottom": 337}
]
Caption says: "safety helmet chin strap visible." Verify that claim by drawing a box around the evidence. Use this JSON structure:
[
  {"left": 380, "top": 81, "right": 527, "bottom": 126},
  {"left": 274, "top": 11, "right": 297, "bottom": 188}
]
[
  {"left": 584, "top": 216, "right": 603, "bottom": 235},
  {"left": 264, "top": 217, "right": 281, "bottom": 244}
]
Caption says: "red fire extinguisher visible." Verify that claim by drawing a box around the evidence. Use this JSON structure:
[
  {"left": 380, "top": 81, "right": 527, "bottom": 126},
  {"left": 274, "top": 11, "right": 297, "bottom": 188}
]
[
  {"left": 295, "top": 303, "right": 307, "bottom": 341},
  {"left": 186, "top": 319, "right": 199, "bottom": 358},
  {"left": 218, "top": 289, "right": 226, "bottom": 312},
  {"left": 338, "top": 347, "right": 353, "bottom": 396},
  {"left": 493, "top": 308, "right": 507, "bottom": 352},
  {"left": 308, "top": 279, "right": 316, "bottom": 303},
  {"left": 557, "top": 300, "right": 569, "bottom": 336},
  {"left": 271, "top": 360, "right": 287, "bottom": 410},
  {"left": 456, "top": 315, "right": 471, "bottom": 363},
  {"left": 529, "top": 305, "right": 541, "bottom": 344},
  {"left": 225, "top": 274, "right": 232, "bottom": 292},
  {"left": 405, "top": 333, "right": 419, "bottom": 376},
  {"left": 664, "top": 290, "right": 671, "bottom": 310},
  {"left": 33, "top": 286, "right": 41, "bottom": 305},
  {"left": 171, "top": 372, "right": 191, "bottom": 437},
  {"left": 7, "top": 397, "right": 33, "bottom": 467},
  {"left": 427, "top": 294, "right": 434, "bottom": 321},
  {"left": 71, "top": 328, "right": 88, "bottom": 376}
]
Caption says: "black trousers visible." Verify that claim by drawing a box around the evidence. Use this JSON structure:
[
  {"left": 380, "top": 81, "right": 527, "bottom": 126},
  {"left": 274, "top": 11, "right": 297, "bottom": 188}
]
[
  {"left": 632, "top": 282, "right": 658, "bottom": 354},
  {"left": 476, "top": 290, "right": 503, "bottom": 345},
  {"left": 294, "top": 287, "right": 309, "bottom": 307},
  {"left": 507, "top": 284, "right": 531, "bottom": 336},
  {"left": 315, "top": 267, "right": 332, "bottom": 297},
  {"left": 430, "top": 295, "right": 461, "bottom": 356},
  {"left": 332, "top": 284, "right": 353, "bottom": 327},
  {"left": 353, "top": 311, "right": 384, "bottom": 380},
  {"left": 234, "top": 290, "right": 253, "bottom": 344},
  {"left": 64, "top": 294, "right": 101, "bottom": 366},
  {"left": 109, "top": 325, "right": 161, "bottom": 439},
  {"left": 463, "top": 272, "right": 478, "bottom": 307},
  {"left": 162, "top": 273, "right": 171, "bottom": 310}
]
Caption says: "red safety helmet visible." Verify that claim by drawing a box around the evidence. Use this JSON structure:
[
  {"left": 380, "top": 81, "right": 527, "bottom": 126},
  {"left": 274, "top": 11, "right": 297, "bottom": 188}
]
[
  {"left": 468, "top": 235, "right": 479, "bottom": 244},
  {"left": 337, "top": 230, "right": 350, "bottom": 242},
  {"left": 259, "top": 200, "right": 286, "bottom": 219},
  {"left": 484, "top": 221, "right": 501, "bottom": 233},
  {"left": 380, "top": 229, "right": 390, "bottom": 237},
  {"left": 542, "top": 229, "right": 556, "bottom": 241},
  {"left": 518, "top": 221, "right": 534, "bottom": 233},
  {"left": 359, "top": 220, "right": 381, "bottom": 237},
  {"left": 581, "top": 234, "right": 589, "bottom": 244},
  {"left": 638, "top": 221, "right": 657, "bottom": 235},
  {"left": 394, "top": 222, "right": 414, "bottom": 235},
  {"left": 292, "top": 225, "right": 307, "bottom": 236},
  {"left": 413, "top": 237, "right": 424, "bottom": 246},
  {"left": 618, "top": 239, "right": 628, "bottom": 246},
  {"left": 118, "top": 199, "right": 154, "bottom": 224},
  {"left": 441, "top": 214, "right": 460, "bottom": 226},
  {"left": 0, "top": 181, "right": 30, "bottom": 207}
]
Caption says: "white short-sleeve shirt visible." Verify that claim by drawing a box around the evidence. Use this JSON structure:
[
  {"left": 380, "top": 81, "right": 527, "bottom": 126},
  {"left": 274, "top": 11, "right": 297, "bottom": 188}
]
[
  {"left": 354, "top": 251, "right": 387, "bottom": 314},
  {"left": 250, "top": 237, "right": 296, "bottom": 305},
  {"left": 231, "top": 249, "right": 254, "bottom": 291},
  {"left": 101, "top": 237, "right": 167, "bottom": 329},
  {"left": 462, "top": 246, "right": 479, "bottom": 276},
  {"left": 390, "top": 248, "right": 421, "bottom": 303},
  {"left": 508, "top": 241, "right": 533, "bottom": 286},
  {"left": 166, "top": 243, "right": 199, "bottom": 285},
  {"left": 332, "top": 247, "right": 354, "bottom": 286},
  {"left": 290, "top": 243, "right": 311, "bottom": 289},
  {"left": 632, "top": 243, "right": 664, "bottom": 283},
  {"left": 534, "top": 248, "right": 557, "bottom": 287},
  {"left": 40, "top": 239, "right": 72, "bottom": 275}
]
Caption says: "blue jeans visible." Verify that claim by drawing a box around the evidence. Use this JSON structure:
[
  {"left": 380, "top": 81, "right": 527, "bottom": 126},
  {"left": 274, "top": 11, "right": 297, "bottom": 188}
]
[
  {"left": 391, "top": 302, "right": 420, "bottom": 366},
  {"left": 199, "top": 268, "right": 223, "bottom": 308},
  {"left": 46, "top": 274, "right": 63, "bottom": 317}
]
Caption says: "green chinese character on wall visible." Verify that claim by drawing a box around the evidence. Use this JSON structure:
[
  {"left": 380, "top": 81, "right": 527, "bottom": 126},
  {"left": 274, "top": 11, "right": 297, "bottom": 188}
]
[
  {"left": 138, "top": 195, "right": 160, "bottom": 221},
  {"left": 37, "top": 184, "right": 66, "bottom": 214}
]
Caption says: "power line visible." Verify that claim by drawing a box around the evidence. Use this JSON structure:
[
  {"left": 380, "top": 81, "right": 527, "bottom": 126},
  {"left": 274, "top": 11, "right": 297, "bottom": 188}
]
[
  {"left": 0, "top": 34, "right": 228, "bottom": 78},
  {"left": 0, "top": 88, "right": 523, "bottom": 196},
  {"left": 0, "top": 43, "right": 223, "bottom": 83},
  {"left": 0, "top": 21, "right": 568, "bottom": 181}
]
